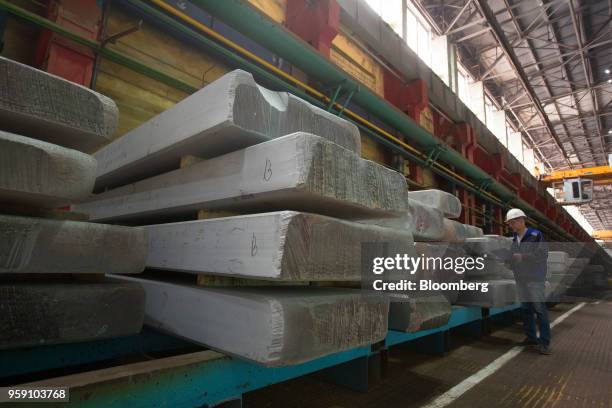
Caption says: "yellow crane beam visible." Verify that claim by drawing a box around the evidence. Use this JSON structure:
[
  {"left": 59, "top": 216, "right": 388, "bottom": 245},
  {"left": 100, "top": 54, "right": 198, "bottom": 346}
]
[
  {"left": 542, "top": 165, "right": 612, "bottom": 183},
  {"left": 592, "top": 230, "right": 612, "bottom": 240}
]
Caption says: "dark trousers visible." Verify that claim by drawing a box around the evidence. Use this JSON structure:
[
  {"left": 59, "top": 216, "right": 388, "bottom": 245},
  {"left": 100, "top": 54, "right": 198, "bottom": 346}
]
[{"left": 517, "top": 281, "right": 551, "bottom": 346}]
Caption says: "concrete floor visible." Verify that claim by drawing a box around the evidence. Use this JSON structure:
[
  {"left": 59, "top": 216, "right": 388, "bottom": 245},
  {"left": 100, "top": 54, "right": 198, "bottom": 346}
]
[{"left": 244, "top": 299, "right": 612, "bottom": 408}]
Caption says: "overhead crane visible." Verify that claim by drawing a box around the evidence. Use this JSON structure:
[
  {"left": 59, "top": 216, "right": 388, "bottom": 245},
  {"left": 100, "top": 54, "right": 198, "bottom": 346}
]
[
  {"left": 541, "top": 164, "right": 612, "bottom": 184},
  {"left": 593, "top": 230, "right": 612, "bottom": 240},
  {"left": 541, "top": 161, "right": 612, "bottom": 206}
]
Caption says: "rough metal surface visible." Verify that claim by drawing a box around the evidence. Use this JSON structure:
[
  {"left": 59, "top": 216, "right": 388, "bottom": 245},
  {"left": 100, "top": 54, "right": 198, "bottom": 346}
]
[
  {"left": 0, "top": 214, "right": 147, "bottom": 274},
  {"left": 548, "top": 251, "right": 569, "bottom": 264},
  {"left": 0, "top": 131, "right": 96, "bottom": 207},
  {"left": 94, "top": 69, "right": 360, "bottom": 190},
  {"left": 75, "top": 133, "right": 408, "bottom": 223},
  {"left": 408, "top": 190, "right": 462, "bottom": 219},
  {"left": 407, "top": 199, "right": 445, "bottom": 241},
  {"left": 464, "top": 224, "right": 484, "bottom": 238},
  {"left": 401, "top": 202, "right": 475, "bottom": 242},
  {"left": 0, "top": 279, "right": 145, "bottom": 349},
  {"left": 441, "top": 219, "right": 471, "bottom": 243},
  {"left": 146, "top": 211, "right": 413, "bottom": 281},
  {"left": 388, "top": 292, "right": 451, "bottom": 332},
  {"left": 115, "top": 276, "right": 389, "bottom": 367},
  {"left": 465, "top": 259, "right": 513, "bottom": 280},
  {"left": 0, "top": 57, "right": 117, "bottom": 152},
  {"left": 413, "top": 242, "right": 463, "bottom": 304},
  {"left": 456, "top": 279, "right": 517, "bottom": 308},
  {"left": 466, "top": 235, "right": 512, "bottom": 259}
]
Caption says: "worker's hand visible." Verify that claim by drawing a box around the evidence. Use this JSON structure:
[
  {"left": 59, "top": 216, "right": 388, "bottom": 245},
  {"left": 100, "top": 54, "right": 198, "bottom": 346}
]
[{"left": 512, "top": 253, "right": 523, "bottom": 262}]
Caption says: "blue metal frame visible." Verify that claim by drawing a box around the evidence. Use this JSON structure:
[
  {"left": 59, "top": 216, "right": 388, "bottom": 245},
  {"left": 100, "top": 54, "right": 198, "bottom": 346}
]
[{"left": 488, "top": 303, "right": 520, "bottom": 316}]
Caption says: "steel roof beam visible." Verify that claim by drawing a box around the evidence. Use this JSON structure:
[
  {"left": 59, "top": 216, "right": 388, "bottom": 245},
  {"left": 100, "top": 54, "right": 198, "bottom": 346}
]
[
  {"left": 569, "top": 0, "right": 607, "bottom": 163},
  {"left": 476, "top": 0, "right": 573, "bottom": 168}
]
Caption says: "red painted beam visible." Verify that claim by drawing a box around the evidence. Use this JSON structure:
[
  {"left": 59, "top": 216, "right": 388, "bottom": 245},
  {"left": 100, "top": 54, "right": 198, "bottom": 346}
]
[
  {"left": 384, "top": 75, "right": 429, "bottom": 124},
  {"left": 520, "top": 186, "right": 537, "bottom": 206},
  {"left": 35, "top": 0, "right": 101, "bottom": 86},
  {"left": 286, "top": 0, "right": 339, "bottom": 58}
]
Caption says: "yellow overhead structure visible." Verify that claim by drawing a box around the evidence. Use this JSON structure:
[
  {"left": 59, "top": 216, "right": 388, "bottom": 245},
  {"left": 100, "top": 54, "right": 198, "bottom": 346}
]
[
  {"left": 593, "top": 178, "right": 612, "bottom": 186},
  {"left": 592, "top": 230, "right": 612, "bottom": 240},
  {"left": 542, "top": 165, "right": 612, "bottom": 184}
]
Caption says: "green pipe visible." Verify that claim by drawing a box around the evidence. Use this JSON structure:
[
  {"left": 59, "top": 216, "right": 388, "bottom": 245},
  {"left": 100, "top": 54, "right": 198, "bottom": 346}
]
[{"left": 192, "top": 0, "right": 576, "bottom": 241}]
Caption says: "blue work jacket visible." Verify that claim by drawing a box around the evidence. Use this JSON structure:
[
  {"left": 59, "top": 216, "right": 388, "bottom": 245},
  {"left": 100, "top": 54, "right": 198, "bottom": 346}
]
[{"left": 510, "top": 227, "right": 549, "bottom": 282}]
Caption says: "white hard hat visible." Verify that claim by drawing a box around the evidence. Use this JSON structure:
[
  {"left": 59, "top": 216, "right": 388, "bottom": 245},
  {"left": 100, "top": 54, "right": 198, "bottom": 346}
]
[{"left": 505, "top": 208, "right": 526, "bottom": 222}]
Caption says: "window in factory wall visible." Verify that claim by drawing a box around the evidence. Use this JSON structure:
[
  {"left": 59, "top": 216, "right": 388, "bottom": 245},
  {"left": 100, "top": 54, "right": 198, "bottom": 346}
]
[
  {"left": 523, "top": 144, "right": 537, "bottom": 176},
  {"left": 457, "top": 67, "right": 471, "bottom": 107},
  {"left": 382, "top": 0, "right": 403, "bottom": 37},
  {"left": 404, "top": 5, "right": 433, "bottom": 68},
  {"left": 484, "top": 96, "right": 494, "bottom": 127},
  {"left": 406, "top": 9, "right": 418, "bottom": 51},
  {"left": 365, "top": 0, "right": 434, "bottom": 69},
  {"left": 485, "top": 96, "right": 507, "bottom": 146},
  {"left": 417, "top": 23, "right": 432, "bottom": 67},
  {"left": 431, "top": 35, "right": 452, "bottom": 86},
  {"left": 507, "top": 130, "right": 524, "bottom": 163},
  {"left": 365, "top": 0, "right": 403, "bottom": 37}
]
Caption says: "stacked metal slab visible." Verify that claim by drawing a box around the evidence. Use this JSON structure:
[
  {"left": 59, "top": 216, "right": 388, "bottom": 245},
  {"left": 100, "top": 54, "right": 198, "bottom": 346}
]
[
  {"left": 408, "top": 191, "right": 484, "bottom": 302},
  {"left": 565, "top": 257, "right": 590, "bottom": 294},
  {"left": 459, "top": 235, "right": 517, "bottom": 308},
  {"left": 568, "top": 260, "right": 608, "bottom": 293},
  {"left": 546, "top": 251, "right": 570, "bottom": 301},
  {"left": 76, "top": 69, "right": 407, "bottom": 366},
  {"left": 0, "top": 57, "right": 147, "bottom": 349},
  {"left": 370, "top": 190, "right": 483, "bottom": 331}
]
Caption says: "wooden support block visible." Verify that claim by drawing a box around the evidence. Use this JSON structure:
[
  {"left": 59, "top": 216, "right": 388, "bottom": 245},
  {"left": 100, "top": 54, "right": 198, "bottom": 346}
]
[
  {"left": 196, "top": 209, "right": 240, "bottom": 220},
  {"left": 0, "top": 202, "right": 90, "bottom": 221},
  {"left": 196, "top": 275, "right": 308, "bottom": 287},
  {"left": 180, "top": 154, "right": 205, "bottom": 168}
]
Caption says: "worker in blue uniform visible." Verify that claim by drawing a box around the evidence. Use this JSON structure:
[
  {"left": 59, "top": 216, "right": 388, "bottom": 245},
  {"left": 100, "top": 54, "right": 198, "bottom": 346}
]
[{"left": 506, "top": 208, "right": 551, "bottom": 355}]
